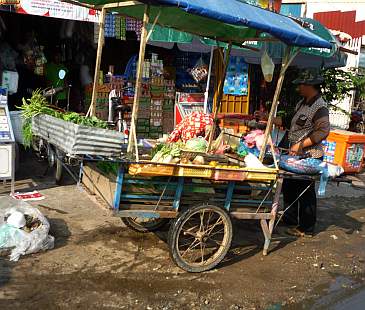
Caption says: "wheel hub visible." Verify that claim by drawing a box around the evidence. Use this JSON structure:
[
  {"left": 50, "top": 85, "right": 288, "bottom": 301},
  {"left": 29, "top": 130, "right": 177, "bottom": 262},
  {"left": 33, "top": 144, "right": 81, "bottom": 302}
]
[{"left": 196, "top": 230, "right": 204, "bottom": 239}]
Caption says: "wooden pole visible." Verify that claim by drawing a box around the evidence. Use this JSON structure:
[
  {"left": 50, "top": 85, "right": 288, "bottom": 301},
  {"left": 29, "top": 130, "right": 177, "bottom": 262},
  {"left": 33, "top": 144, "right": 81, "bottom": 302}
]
[
  {"left": 204, "top": 45, "right": 214, "bottom": 113},
  {"left": 127, "top": 4, "right": 150, "bottom": 157},
  {"left": 89, "top": 7, "right": 106, "bottom": 117},
  {"left": 207, "top": 42, "right": 232, "bottom": 151},
  {"left": 258, "top": 46, "right": 299, "bottom": 161}
]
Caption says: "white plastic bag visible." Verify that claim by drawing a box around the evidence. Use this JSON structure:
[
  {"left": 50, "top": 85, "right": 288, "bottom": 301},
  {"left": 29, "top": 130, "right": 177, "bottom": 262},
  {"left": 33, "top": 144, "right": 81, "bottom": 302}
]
[
  {"left": 261, "top": 50, "right": 275, "bottom": 83},
  {"left": 0, "top": 197, "right": 54, "bottom": 261},
  {"left": 244, "top": 153, "right": 265, "bottom": 169}
]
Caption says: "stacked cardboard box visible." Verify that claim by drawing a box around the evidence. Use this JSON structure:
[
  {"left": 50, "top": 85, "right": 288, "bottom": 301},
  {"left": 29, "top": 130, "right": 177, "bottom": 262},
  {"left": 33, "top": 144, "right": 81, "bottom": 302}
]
[
  {"left": 136, "top": 118, "right": 150, "bottom": 138},
  {"left": 162, "top": 80, "right": 176, "bottom": 133}
]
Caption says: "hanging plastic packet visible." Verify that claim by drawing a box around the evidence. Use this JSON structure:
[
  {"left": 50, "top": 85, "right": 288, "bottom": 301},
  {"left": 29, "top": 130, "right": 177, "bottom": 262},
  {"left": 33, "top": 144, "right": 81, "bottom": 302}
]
[
  {"left": 261, "top": 49, "right": 275, "bottom": 82},
  {"left": 189, "top": 56, "right": 208, "bottom": 82}
]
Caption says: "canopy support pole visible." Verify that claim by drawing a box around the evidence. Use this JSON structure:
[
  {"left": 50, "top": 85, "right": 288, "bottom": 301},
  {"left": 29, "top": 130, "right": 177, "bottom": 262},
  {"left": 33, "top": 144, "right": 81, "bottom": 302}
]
[
  {"left": 259, "top": 46, "right": 300, "bottom": 161},
  {"left": 204, "top": 45, "right": 214, "bottom": 114},
  {"left": 207, "top": 42, "right": 232, "bottom": 151},
  {"left": 146, "top": 10, "right": 161, "bottom": 42},
  {"left": 88, "top": 7, "right": 106, "bottom": 117},
  {"left": 127, "top": 4, "right": 150, "bottom": 159}
]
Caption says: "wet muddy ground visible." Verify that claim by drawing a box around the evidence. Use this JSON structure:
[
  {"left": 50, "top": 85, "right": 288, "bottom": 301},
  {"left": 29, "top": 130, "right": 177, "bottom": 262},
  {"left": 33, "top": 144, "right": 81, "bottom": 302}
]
[{"left": 1, "top": 152, "right": 365, "bottom": 309}]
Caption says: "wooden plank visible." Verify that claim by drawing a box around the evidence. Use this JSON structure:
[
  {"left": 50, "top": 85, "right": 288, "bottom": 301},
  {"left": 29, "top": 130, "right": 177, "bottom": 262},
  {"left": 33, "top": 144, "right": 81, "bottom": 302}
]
[
  {"left": 118, "top": 204, "right": 173, "bottom": 210},
  {"left": 82, "top": 163, "right": 116, "bottom": 208},
  {"left": 230, "top": 212, "right": 274, "bottom": 220},
  {"left": 115, "top": 210, "right": 177, "bottom": 218}
]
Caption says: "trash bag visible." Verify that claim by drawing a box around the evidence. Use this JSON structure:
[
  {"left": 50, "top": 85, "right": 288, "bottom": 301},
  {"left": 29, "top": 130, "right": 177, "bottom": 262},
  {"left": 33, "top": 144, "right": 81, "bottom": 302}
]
[{"left": 0, "top": 197, "right": 54, "bottom": 261}]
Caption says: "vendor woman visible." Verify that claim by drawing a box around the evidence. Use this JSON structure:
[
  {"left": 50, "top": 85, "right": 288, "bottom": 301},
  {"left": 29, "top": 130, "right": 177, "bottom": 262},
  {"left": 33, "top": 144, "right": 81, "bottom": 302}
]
[{"left": 258, "top": 69, "right": 330, "bottom": 236}]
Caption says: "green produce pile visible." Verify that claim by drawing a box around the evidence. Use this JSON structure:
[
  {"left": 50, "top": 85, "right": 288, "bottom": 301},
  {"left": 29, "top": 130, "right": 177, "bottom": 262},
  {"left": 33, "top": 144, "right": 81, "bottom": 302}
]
[
  {"left": 151, "top": 142, "right": 184, "bottom": 163},
  {"left": 96, "top": 162, "right": 120, "bottom": 176},
  {"left": 19, "top": 89, "right": 107, "bottom": 147}
]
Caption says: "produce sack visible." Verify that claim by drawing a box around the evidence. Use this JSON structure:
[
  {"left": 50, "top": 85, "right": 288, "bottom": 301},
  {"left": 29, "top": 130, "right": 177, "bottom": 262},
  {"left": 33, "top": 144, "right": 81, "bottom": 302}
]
[{"left": 0, "top": 197, "right": 54, "bottom": 261}]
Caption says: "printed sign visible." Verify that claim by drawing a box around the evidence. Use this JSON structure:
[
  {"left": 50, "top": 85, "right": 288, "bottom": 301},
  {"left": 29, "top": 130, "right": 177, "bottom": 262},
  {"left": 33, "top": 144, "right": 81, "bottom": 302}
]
[
  {"left": 224, "top": 57, "right": 249, "bottom": 96},
  {"left": 0, "top": 0, "right": 99, "bottom": 22}
]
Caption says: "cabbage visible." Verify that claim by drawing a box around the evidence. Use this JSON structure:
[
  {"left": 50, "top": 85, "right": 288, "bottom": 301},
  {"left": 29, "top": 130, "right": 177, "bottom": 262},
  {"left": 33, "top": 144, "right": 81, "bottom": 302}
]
[{"left": 185, "top": 137, "right": 208, "bottom": 152}]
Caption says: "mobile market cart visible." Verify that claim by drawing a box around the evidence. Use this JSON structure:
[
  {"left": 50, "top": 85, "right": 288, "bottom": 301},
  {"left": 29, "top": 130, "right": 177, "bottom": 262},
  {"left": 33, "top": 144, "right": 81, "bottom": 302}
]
[{"left": 64, "top": 0, "right": 334, "bottom": 272}]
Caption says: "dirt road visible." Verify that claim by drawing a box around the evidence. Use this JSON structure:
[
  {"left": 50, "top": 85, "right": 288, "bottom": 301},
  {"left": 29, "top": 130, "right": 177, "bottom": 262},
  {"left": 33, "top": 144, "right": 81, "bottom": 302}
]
[{"left": 1, "top": 154, "right": 365, "bottom": 309}]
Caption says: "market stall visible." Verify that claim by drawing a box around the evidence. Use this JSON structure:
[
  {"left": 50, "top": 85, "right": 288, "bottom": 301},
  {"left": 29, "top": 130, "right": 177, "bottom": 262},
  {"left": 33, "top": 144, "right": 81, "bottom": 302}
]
[{"left": 54, "top": 0, "right": 336, "bottom": 272}]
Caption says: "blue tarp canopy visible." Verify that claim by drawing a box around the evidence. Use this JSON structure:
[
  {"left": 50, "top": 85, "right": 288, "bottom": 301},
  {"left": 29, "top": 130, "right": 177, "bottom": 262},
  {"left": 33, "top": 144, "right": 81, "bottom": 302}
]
[{"left": 77, "top": 0, "right": 332, "bottom": 49}]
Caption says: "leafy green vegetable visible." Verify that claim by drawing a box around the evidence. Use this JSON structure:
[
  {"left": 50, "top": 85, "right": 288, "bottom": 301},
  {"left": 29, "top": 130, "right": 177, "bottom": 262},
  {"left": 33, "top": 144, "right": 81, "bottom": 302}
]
[
  {"left": 185, "top": 138, "right": 207, "bottom": 152},
  {"left": 96, "top": 162, "right": 120, "bottom": 176},
  {"left": 18, "top": 89, "right": 107, "bottom": 147},
  {"left": 151, "top": 142, "right": 184, "bottom": 162}
]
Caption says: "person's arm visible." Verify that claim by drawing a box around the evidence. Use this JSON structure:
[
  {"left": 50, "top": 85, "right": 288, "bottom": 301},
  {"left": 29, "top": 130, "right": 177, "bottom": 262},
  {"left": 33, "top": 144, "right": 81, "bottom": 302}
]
[{"left": 290, "top": 107, "right": 330, "bottom": 155}]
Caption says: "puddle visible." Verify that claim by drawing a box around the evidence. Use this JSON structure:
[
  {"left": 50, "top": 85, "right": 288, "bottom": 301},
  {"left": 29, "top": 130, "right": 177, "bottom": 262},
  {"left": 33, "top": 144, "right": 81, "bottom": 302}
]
[{"left": 277, "top": 275, "right": 365, "bottom": 309}]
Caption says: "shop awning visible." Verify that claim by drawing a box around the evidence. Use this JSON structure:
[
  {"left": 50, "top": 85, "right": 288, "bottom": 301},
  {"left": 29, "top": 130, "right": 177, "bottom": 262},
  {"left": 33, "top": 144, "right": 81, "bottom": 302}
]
[
  {"left": 147, "top": 18, "right": 347, "bottom": 68},
  {"left": 73, "top": 0, "right": 332, "bottom": 48}
]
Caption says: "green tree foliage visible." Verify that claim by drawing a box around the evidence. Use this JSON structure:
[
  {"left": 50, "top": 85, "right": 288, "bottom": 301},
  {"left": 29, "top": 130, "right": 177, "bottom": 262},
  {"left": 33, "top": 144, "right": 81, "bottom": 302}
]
[{"left": 321, "top": 68, "right": 365, "bottom": 112}]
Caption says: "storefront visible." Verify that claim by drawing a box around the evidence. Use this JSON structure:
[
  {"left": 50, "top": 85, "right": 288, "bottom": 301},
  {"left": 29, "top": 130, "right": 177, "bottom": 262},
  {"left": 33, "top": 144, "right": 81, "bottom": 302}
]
[{"left": 0, "top": 0, "right": 98, "bottom": 111}]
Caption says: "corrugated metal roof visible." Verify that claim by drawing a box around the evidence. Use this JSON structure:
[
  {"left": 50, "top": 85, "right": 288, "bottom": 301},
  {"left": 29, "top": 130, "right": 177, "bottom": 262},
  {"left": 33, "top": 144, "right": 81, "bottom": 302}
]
[{"left": 314, "top": 10, "right": 365, "bottom": 39}]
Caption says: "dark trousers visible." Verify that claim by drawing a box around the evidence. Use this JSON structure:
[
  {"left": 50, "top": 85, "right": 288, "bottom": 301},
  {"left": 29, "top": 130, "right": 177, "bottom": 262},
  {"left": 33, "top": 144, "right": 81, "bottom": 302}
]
[{"left": 282, "top": 178, "right": 317, "bottom": 232}]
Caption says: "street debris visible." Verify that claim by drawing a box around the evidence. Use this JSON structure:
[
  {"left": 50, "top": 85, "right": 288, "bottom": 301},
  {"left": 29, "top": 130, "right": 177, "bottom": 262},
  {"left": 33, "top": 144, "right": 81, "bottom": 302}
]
[
  {"left": 11, "top": 190, "right": 45, "bottom": 201},
  {"left": 0, "top": 196, "right": 54, "bottom": 261}
]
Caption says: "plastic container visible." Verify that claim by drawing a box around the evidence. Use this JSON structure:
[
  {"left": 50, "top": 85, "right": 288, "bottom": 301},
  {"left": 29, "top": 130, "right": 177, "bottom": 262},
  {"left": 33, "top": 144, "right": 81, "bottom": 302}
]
[
  {"left": 323, "top": 129, "right": 365, "bottom": 173},
  {"left": 175, "top": 165, "right": 213, "bottom": 179},
  {"left": 128, "top": 164, "right": 176, "bottom": 177}
]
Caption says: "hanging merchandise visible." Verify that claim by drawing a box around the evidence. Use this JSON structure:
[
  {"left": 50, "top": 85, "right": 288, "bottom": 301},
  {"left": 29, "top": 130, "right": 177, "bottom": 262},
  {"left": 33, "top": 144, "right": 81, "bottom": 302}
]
[
  {"left": 93, "top": 23, "right": 99, "bottom": 44},
  {"left": 261, "top": 49, "right": 275, "bottom": 82},
  {"left": 223, "top": 56, "right": 249, "bottom": 95},
  {"left": 189, "top": 56, "right": 208, "bottom": 82},
  {"left": 34, "top": 46, "right": 47, "bottom": 76},
  {"left": 104, "top": 13, "right": 116, "bottom": 38},
  {"left": 126, "top": 17, "right": 142, "bottom": 40},
  {"left": 120, "top": 16, "right": 126, "bottom": 40}
]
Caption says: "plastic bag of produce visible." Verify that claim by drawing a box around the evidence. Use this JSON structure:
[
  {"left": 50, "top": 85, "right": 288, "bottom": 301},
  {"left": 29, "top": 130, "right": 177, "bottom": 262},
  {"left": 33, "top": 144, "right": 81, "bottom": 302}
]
[{"left": 0, "top": 197, "right": 54, "bottom": 261}]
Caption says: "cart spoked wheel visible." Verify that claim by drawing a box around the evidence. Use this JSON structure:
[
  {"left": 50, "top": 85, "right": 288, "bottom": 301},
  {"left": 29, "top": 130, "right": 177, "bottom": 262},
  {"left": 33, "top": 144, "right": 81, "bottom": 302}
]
[
  {"left": 168, "top": 204, "right": 233, "bottom": 273},
  {"left": 55, "top": 147, "right": 64, "bottom": 185},
  {"left": 121, "top": 217, "right": 169, "bottom": 233}
]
